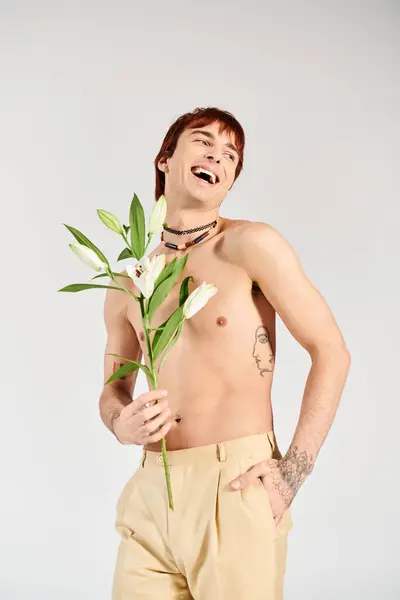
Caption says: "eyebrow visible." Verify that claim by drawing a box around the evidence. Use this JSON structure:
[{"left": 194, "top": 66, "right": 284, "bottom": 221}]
[{"left": 188, "top": 129, "right": 239, "bottom": 158}]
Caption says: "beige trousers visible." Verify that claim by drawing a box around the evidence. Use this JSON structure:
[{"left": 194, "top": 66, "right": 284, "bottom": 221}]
[{"left": 112, "top": 431, "right": 293, "bottom": 599}]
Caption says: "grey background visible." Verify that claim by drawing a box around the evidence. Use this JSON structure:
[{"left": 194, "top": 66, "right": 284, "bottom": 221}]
[{"left": 1, "top": 1, "right": 399, "bottom": 598}]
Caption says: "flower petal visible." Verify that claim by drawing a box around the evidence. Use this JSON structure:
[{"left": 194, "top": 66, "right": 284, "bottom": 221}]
[
  {"left": 148, "top": 195, "right": 167, "bottom": 234},
  {"left": 183, "top": 282, "right": 218, "bottom": 319},
  {"left": 69, "top": 243, "right": 106, "bottom": 272}
]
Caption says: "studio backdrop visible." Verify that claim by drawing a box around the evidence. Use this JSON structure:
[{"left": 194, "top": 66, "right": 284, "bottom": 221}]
[{"left": 0, "top": 1, "right": 398, "bottom": 598}]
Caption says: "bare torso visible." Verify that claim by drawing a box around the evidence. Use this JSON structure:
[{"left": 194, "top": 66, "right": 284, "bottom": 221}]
[{"left": 126, "top": 217, "right": 277, "bottom": 451}]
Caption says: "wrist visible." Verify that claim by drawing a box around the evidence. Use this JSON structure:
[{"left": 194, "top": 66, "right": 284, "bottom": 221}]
[
  {"left": 110, "top": 411, "right": 122, "bottom": 440},
  {"left": 279, "top": 444, "right": 315, "bottom": 493}
]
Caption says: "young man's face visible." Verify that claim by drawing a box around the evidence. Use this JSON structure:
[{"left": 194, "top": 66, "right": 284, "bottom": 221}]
[{"left": 158, "top": 121, "right": 240, "bottom": 204}]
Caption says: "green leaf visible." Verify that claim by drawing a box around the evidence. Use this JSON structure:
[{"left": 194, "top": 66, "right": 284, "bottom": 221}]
[
  {"left": 63, "top": 224, "right": 109, "bottom": 266},
  {"left": 105, "top": 361, "right": 140, "bottom": 384},
  {"left": 158, "top": 320, "right": 184, "bottom": 373},
  {"left": 106, "top": 353, "right": 152, "bottom": 379},
  {"left": 90, "top": 271, "right": 131, "bottom": 280},
  {"left": 129, "top": 193, "right": 146, "bottom": 260},
  {"left": 97, "top": 209, "right": 123, "bottom": 235},
  {"left": 57, "top": 283, "right": 122, "bottom": 292},
  {"left": 152, "top": 305, "right": 184, "bottom": 361},
  {"left": 151, "top": 275, "right": 193, "bottom": 347},
  {"left": 153, "top": 254, "right": 189, "bottom": 290},
  {"left": 179, "top": 275, "right": 194, "bottom": 306},
  {"left": 117, "top": 247, "right": 134, "bottom": 261},
  {"left": 147, "top": 256, "right": 189, "bottom": 325},
  {"left": 152, "top": 321, "right": 166, "bottom": 352}
]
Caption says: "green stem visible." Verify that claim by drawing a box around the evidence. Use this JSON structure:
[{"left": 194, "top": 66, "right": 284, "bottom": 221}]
[
  {"left": 107, "top": 269, "right": 140, "bottom": 303},
  {"left": 121, "top": 230, "right": 152, "bottom": 258},
  {"left": 138, "top": 296, "right": 153, "bottom": 364},
  {"left": 151, "top": 368, "right": 174, "bottom": 511},
  {"left": 107, "top": 249, "right": 173, "bottom": 509},
  {"left": 144, "top": 232, "right": 152, "bottom": 254},
  {"left": 156, "top": 322, "right": 181, "bottom": 376},
  {"left": 138, "top": 293, "right": 174, "bottom": 511},
  {"left": 121, "top": 231, "right": 130, "bottom": 249}
]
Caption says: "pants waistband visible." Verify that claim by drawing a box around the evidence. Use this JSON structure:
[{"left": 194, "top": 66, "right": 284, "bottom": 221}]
[{"left": 140, "top": 431, "right": 278, "bottom": 468}]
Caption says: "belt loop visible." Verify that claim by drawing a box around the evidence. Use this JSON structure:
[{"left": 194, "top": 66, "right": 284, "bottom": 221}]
[
  {"left": 217, "top": 442, "right": 226, "bottom": 462},
  {"left": 266, "top": 431, "right": 282, "bottom": 460},
  {"left": 141, "top": 449, "right": 147, "bottom": 468},
  {"left": 266, "top": 431, "right": 275, "bottom": 454}
]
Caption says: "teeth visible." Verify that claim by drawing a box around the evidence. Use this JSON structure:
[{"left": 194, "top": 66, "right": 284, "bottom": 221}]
[{"left": 192, "top": 166, "right": 217, "bottom": 184}]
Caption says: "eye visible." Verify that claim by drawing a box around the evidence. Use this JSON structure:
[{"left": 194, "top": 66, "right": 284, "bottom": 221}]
[
  {"left": 258, "top": 335, "right": 268, "bottom": 344},
  {"left": 195, "top": 139, "right": 235, "bottom": 161}
]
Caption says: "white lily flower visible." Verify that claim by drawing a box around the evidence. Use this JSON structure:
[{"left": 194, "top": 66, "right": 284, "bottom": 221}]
[
  {"left": 148, "top": 194, "right": 167, "bottom": 235},
  {"left": 69, "top": 243, "right": 107, "bottom": 272},
  {"left": 183, "top": 281, "right": 218, "bottom": 319},
  {"left": 126, "top": 253, "right": 166, "bottom": 298}
]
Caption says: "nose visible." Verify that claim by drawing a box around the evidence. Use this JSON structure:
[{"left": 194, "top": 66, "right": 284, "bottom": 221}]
[{"left": 204, "top": 151, "right": 220, "bottom": 163}]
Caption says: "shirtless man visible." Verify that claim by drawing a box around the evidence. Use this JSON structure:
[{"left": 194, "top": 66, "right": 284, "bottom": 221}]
[{"left": 100, "top": 107, "right": 351, "bottom": 599}]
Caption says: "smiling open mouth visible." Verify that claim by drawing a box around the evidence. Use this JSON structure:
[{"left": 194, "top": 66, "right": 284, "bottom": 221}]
[{"left": 191, "top": 166, "right": 219, "bottom": 185}]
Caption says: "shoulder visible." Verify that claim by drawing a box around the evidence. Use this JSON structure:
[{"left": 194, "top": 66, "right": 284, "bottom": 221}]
[
  {"left": 224, "top": 218, "right": 277, "bottom": 237},
  {"left": 224, "top": 219, "right": 289, "bottom": 257},
  {"left": 223, "top": 219, "right": 300, "bottom": 280},
  {"left": 104, "top": 268, "right": 136, "bottom": 312},
  {"left": 105, "top": 268, "right": 134, "bottom": 290}
]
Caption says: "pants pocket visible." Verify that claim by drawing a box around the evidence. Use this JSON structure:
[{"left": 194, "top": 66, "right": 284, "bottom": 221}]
[
  {"left": 257, "top": 476, "right": 278, "bottom": 527},
  {"left": 259, "top": 475, "right": 294, "bottom": 535},
  {"left": 238, "top": 454, "right": 277, "bottom": 533}
]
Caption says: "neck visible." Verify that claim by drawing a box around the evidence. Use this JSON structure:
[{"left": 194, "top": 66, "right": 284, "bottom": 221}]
[
  {"left": 165, "top": 208, "right": 219, "bottom": 230},
  {"left": 163, "top": 207, "right": 222, "bottom": 244}
]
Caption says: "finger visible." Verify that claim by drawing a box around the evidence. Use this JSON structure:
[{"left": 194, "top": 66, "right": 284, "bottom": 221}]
[
  {"left": 139, "top": 407, "right": 172, "bottom": 437},
  {"left": 140, "top": 399, "right": 169, "bottom": 423},
  {"left": 143, "top": 419, "right": 173, "bottom": 444},
  {"left": 230, "top": 460, "right": 269, "bottom": 490},
  {"left": 124, "top": 389, "right": 168, "bottom": 417}
]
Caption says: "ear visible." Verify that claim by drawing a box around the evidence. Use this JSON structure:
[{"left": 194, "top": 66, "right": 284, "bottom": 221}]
[{"left": 157, "top": 155, "right": 169, "bottom": 173}]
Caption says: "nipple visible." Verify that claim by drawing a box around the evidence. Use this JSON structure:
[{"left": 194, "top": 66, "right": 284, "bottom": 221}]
[{"left": 216, "top": 316, "right": 228, "bottom": 326}]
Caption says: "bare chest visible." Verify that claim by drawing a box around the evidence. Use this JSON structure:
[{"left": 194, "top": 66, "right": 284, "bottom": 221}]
[
  {"left": 126, "top": 237, "right": 275, "bottom": 365},
  {"left": 126, "top": 232, "right": 278, "bottom": 450}
]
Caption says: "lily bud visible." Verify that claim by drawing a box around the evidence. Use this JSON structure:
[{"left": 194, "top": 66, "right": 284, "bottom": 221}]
[
  {"left": 148, "top": 195, "right": 167, "bottom": 235},
  {"left": 183, "top": 281, "right": 218, "bottom": 319},
  {"left": 125, "top": 253, "right": 166, "bottom": 299},
  {"left": 69, "top": 243, "right": 108, "bottom": 272},
  {"left": 97, "top": 209, "right": 124, "bottom": 235}
]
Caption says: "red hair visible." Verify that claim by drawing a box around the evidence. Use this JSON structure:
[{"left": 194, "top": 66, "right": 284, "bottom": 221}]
[{"left": 153, "top": 106, "right": 245, "bottom": 201}]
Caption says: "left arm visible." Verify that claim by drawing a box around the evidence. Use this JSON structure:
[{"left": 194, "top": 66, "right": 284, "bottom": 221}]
[{"left": 234, "top": 222, "right": 351, "bottom": 505}]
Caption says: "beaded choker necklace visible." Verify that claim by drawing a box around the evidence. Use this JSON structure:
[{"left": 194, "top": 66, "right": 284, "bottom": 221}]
[{"left": 161, "top": 218, "right": 218, "bottom": 251}]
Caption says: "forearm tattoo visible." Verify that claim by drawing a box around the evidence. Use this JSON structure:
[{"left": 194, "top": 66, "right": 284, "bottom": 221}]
[
  {"left": 252, "top": 324, "right": 275, "bottom": 377},
  {"left": 271, "top": 445, "right": 315, "bottom": 506}
]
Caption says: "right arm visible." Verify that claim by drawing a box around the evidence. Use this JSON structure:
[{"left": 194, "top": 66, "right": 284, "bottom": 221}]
[
  {"left": 99, "top": 271, "right": 142, "bottom": 437},
  {"left": 99, "top": 272, "right": 173, "bottom": 445}
]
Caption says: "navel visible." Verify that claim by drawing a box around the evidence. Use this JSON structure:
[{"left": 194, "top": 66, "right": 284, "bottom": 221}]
[{"left": 216, "top": 316, "right": 228, "bottom": 326}]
